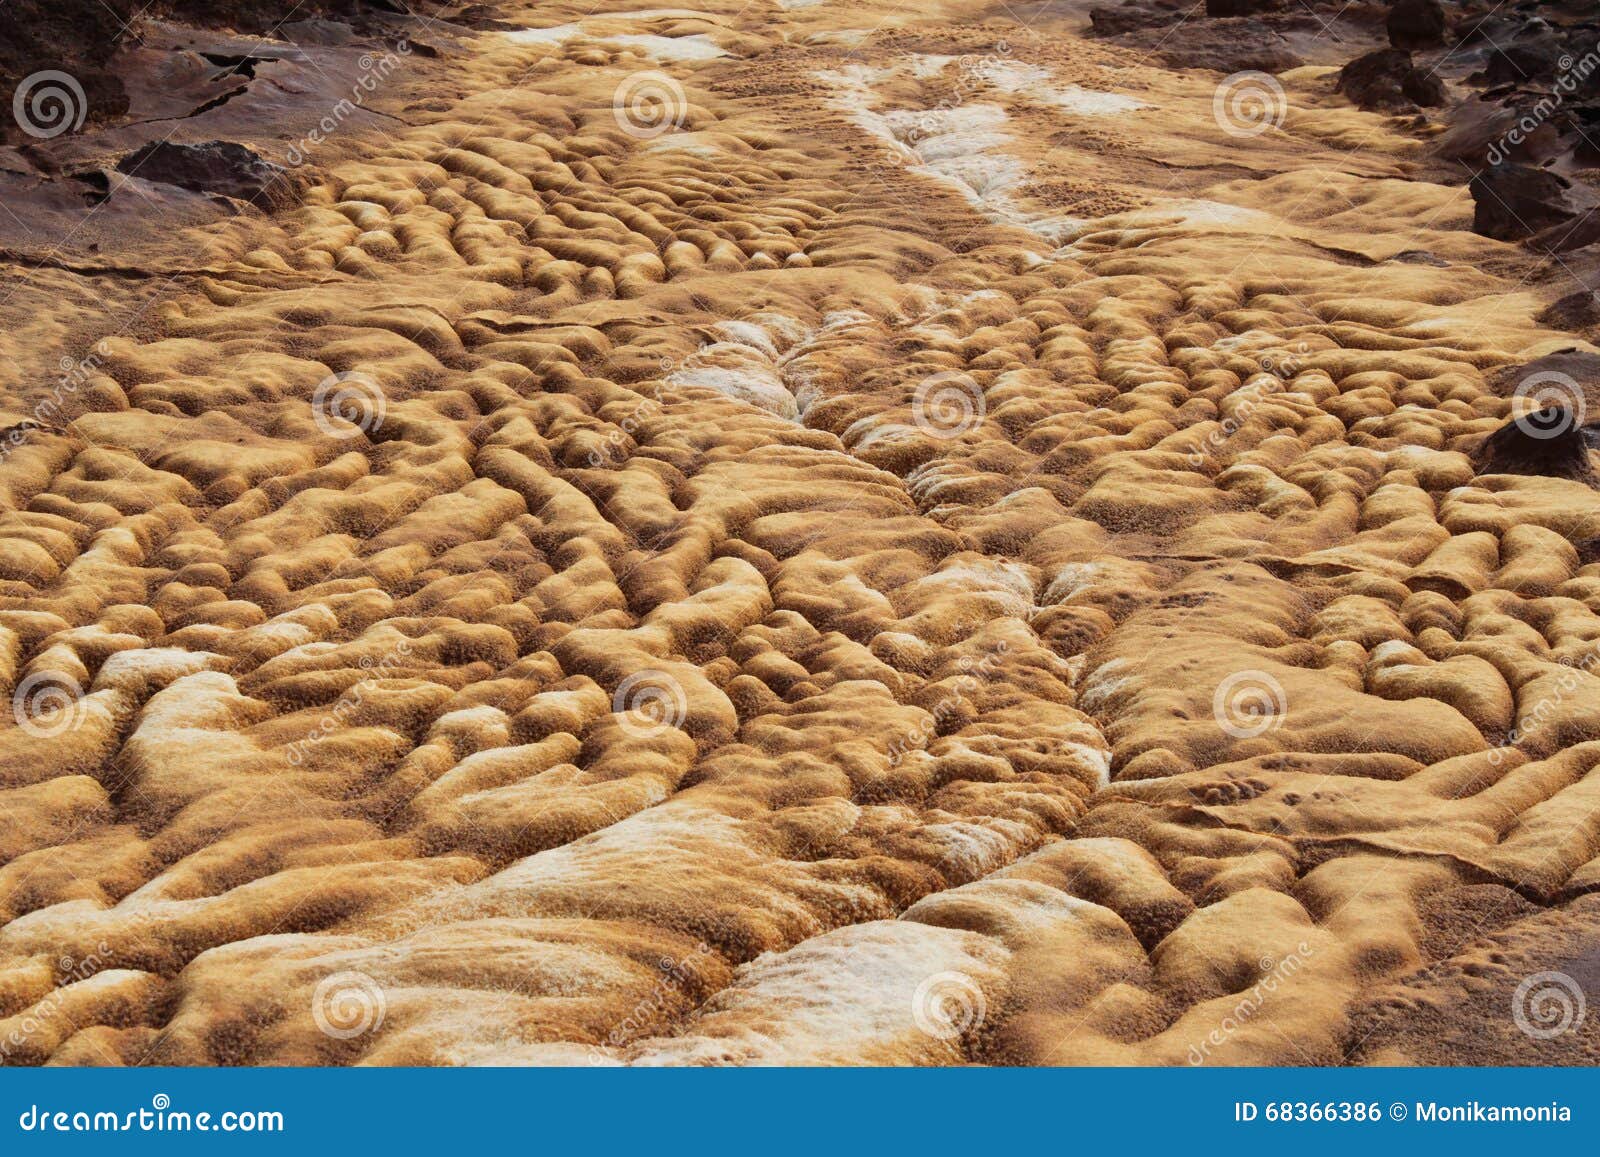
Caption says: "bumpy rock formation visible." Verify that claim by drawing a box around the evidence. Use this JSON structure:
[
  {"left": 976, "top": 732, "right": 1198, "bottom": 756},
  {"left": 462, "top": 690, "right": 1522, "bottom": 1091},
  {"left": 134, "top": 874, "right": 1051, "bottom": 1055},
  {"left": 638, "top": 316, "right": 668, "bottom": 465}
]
[{"left": 2, "top": 0, "right": 1600, "bottom": 1070}]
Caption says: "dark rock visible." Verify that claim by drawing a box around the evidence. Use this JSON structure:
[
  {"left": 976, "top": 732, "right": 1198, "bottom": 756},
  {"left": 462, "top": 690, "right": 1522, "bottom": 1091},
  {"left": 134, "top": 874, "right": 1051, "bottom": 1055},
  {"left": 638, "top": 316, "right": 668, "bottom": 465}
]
[
  {"left": 1439, "top": 1, "right": 1600, "bottom": 182},
  {"left": 1392, "top": 249, "right": 1449, "bottom": 266},
  {"left": 0, "top": 0, "right": 425, "bottom": 145},
  {"left": 1571, "top": 104, "right": 1600, "bottom": 163},
  {"left": 1435, "top": 95, "right": 1519, "bottom": 164},
  {"left": 1468, "top": 163, "right": 1578, "bottom": 241},
  {"left": 1387, "top": 0, "right": 1447, "bottom": 50},
  {"left": 1089, "top": 0, "right": 1305, "bottom": 71},
  {"left": 115, "top": 140, "right": 298, "bottom": 208},
  {"left": 275, "top": 19, "right": 363, "bottom": 48},
  {"left": 69, "top": 167, "right": 111, "bottom": 205},
  {"left": 1455, "top": 13, "right": 1520, "bottom": 46},
  {"left": 158, "top": 0, "right": 406, "bottom": 34},
  {"left": 451, "top": 5, "right": 519, "bottom": 31},
  {"left": 1204, "top": 0, "right": 1282, "bottom": 15},
  {"left": 1159, "top": 42, "right": 1304, "bottom": 74},
  {"left": 1529, "top": 211, "right": 1600, "bottom": 255},
  {"left": 1473, "top": 411, "right": 1598, "bottom": 485},
  {"left": 1089, "top": 4, "right": 1172, "bottom": 36},
  {"left": 0, "top": 0, "right": 134, "bottom": 144},
  {"left": 1336, "top": 48, "right": 1446, "bottom": 110},
  {"left": 1487, "top": 350, "right": 1600, "bottom": 396},
  {"left": 1484, "top": 34, "right": 1565, "bottom": 85},
  {"left": 1536, "top": 290, "right": 1600, "bottom": 331}
]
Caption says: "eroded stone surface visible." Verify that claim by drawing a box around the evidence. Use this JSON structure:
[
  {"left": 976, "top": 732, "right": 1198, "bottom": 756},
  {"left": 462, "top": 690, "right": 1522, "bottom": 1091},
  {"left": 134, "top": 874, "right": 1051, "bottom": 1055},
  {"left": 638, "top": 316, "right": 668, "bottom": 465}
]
[{"left": 1, "top": 0, "right": 1599, "bottom": 1067}]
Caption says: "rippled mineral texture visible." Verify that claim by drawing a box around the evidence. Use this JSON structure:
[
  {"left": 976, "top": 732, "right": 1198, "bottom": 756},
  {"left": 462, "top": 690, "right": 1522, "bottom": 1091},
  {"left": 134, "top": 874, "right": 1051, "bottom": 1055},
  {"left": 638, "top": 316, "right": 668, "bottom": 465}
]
[{"left": 1, "top": 0, "right": 1598, "bottom": 1066}]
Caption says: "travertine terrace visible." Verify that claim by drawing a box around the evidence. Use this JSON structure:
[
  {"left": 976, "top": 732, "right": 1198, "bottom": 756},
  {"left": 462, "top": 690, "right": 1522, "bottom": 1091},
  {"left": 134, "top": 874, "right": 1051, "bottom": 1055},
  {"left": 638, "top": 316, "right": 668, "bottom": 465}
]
[{"left": 1, "top": 0, "right": 1599, "bottom": 1066}]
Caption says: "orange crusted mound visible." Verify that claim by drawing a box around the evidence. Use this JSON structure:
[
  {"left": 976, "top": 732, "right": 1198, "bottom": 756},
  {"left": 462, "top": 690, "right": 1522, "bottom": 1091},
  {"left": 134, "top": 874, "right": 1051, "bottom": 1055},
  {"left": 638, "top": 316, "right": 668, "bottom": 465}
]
[{"left": 1, "top": 0, "right": 1598, "bottom": 1067}]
